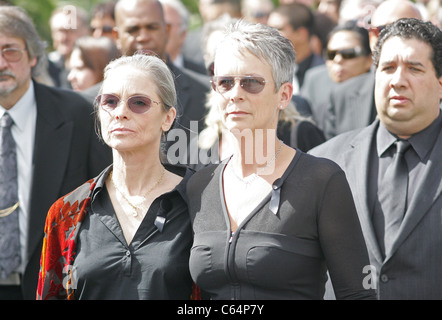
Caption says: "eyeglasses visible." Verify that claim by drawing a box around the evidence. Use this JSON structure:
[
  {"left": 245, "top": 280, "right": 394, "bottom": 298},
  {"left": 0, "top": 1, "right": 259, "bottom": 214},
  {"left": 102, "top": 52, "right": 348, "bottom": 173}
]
[
  {"left": 95, "top": 93, "right": 161, "bottom": 114},
  {"left": 326, "top": 47, "right": 365, "bottom": 60},
  {"left": 211, "top": 76, "right": 268, "bottom": 94},
  {"left": 368, "top": 25, "right": 386, "bottom": 37},
  {"left": 1, "top": 47, "right": 27, "bottom": 63}
]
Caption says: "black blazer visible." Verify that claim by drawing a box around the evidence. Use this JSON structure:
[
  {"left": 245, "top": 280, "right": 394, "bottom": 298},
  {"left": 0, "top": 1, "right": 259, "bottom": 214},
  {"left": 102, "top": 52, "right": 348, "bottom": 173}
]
[
  {"left": 21, "top": 81, "right": 112, "bottom": 299},
  {"left": 167, "top": 61, "right": 210, "bottom": 136},
  {"left": 309, "top": 118, "right": 442, "bottom": 299}
]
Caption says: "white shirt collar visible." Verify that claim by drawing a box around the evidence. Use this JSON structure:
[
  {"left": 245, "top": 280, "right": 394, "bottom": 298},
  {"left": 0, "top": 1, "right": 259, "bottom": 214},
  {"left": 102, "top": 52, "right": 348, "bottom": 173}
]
[{"left": 173, "top": 53, "right": 184, "bottom": 69}]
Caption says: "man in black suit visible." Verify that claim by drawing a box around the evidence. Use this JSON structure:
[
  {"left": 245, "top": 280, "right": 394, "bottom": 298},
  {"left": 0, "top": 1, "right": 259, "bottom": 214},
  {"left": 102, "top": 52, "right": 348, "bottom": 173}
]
[
  {"left": 321, "top": 0, "right": 422, "bottom": 140},
  {"left": 310, "top": 18, "right": 442, "bottom": 299},
  {"left": 85, "top": 0, "right": 210, "bottom": 164},
  {"left": 0, "top": 6, "right": 112, "bottom": 299},
  {"left": 160, "top": 0, "right": 207, "bottom": 75},
  {"left": 267, "top": 2, "right": 325, "bottom": 93}
]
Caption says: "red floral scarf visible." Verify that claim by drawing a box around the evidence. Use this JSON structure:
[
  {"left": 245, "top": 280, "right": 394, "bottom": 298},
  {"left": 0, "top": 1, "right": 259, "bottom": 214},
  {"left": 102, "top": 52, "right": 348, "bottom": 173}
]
[
  {"left": 36, "top": 169, "right": 201, "bottom": 300},
  {"left": 36, "top": 179, "right": 96, "bottom": 300}
]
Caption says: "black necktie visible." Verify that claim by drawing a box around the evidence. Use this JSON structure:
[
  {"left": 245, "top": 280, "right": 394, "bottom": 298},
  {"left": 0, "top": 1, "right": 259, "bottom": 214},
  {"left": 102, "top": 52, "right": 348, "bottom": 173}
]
[
  {"left": 379, "top": 139, "right": 411, "bottom": 256},
  {"left": 0, "top": 113, "right": 21, "bottom": 279}
]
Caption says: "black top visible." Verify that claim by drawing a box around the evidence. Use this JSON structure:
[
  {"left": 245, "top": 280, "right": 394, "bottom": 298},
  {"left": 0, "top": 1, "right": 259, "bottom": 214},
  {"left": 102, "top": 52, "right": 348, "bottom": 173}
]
[
  {"left": 187, "top": 150, "right": 376, "bottom": 300},
  {"left": 73, "top": 164, "right": 194, "bottom": 300}
]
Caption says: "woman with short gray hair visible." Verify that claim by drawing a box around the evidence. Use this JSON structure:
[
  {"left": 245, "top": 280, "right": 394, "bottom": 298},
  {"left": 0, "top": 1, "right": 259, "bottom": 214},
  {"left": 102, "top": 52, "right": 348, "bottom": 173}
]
[{"left": 187, "top": 20, "right": 376, "bottom": 300}]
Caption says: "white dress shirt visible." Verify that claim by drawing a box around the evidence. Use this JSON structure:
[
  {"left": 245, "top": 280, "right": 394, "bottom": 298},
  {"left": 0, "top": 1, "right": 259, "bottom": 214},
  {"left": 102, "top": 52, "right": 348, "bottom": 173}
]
[{"left": 0, "top": 81, "right": 36, "bottom": 276}]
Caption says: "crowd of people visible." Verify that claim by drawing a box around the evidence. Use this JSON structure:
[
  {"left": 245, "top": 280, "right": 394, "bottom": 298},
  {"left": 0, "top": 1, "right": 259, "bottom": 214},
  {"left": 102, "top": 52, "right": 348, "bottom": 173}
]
[{"left": 0, "top": 0, "right": 440, "bottom": 301}]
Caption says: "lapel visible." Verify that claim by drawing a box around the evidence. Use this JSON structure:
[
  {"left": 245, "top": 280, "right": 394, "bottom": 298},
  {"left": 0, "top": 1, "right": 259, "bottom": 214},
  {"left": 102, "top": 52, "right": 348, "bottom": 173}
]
[
  {"left": 343, "top": 120, "right": 384, "bottom": 265},
  {"left": 27, "top": 82, "right": 74, "bottom": 259},
  {"left": 386, "top": 125, "right": 442, "bottom": 260}
]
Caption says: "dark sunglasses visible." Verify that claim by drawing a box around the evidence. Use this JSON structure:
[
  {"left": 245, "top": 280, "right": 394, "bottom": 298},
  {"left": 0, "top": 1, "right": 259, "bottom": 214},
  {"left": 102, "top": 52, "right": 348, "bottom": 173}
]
[
  {"left": 326, "top": 47, "right": 365, "bottom": 60},
  {"left": 211, "top": 76, "right": 268, "bottom": 94},
  {"left": 95, "top": 93, "right": 161, "bottom": 114}
]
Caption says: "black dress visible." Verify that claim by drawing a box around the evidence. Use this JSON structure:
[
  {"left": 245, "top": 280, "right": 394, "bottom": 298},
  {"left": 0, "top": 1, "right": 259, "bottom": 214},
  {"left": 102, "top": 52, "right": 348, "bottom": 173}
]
[
  {"left": 187, "top": 150, "right": 376, "bottom": 300},
  {"left": 73, "top": 164, "right": 194, "bottom": 300}
]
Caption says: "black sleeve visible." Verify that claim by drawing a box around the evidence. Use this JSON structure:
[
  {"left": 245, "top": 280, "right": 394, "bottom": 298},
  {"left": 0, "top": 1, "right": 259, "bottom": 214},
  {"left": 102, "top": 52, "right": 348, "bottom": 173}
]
[{"left": 317, "top": 169, "right": 377, "bottom": 300}]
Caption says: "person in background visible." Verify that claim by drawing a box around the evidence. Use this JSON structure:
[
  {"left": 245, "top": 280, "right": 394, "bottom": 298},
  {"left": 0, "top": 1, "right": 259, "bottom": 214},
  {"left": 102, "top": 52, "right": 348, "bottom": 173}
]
[
  {"left": 113, "top": 0, "right": 210, "bottom": 160},
  {"left": 321, "top": 0, "right": 423, "bottom": 140},
  {"left": 182, "top": 0, "right": 242, "bottom": 70},
  {"left": 317, "top": 0, "right": 342, "bottom": 24},
  {"left": 325, "top": 21, "right": 372, "bottom": 84},
  {"left": 0, "top": 6, "right": 111, "bottom": 300},
  {"left": 37, "top": 53, "right": 195, "bottom": 300},
  {"left": 368, "top": 0, "right": 422, "bottom": 51},
  {"left": 186, "top": 19, "right": 376, "bottom": 300},
  {"left": 48, "top": 4, "right": 89, "bottom": 89},
  {"left": 338, "top": 0, "right": 382, "bottom": 26},
  {"left": 310, "top": 18, "right": 442, "bottom": 299},
  {"left": 425, "top": 0, "right": 441, "bottom": 28},
  {"left": 241, "top": 0, "right": 274, "bottom": 25},
  {"left": 160, "top": 0, "right": 207, "bottom": 74},
  {"left": 301, "top": 21, "right": 372, "bottom": 129},
  {"left": 302, "top": 20, "right": 372, "bottom": 129},
  {"left": 90, "top": 0, "right": 118, "bottom": 43},
  {"left": 310, "top": 11, "right": 336, "bottom": 57},
  {"left": 67, "top": 36, "right": 120, "bottom": 92},
  {"left": 267, "top": 2, "right": 324, "bottom": 94}
]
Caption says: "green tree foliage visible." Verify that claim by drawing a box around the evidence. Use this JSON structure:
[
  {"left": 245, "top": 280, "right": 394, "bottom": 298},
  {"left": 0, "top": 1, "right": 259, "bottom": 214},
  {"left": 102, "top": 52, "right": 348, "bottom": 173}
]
[{"left": 8, "top": 0, "right": 56, "bottom": 49}]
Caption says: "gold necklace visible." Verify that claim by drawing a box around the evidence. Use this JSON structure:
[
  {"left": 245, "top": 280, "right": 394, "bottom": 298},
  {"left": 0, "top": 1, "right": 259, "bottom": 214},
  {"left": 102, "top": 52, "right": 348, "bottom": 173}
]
[
  {"left": 110, "top": 167, "right": 166, "bottom": 217},
  {"left": 230, "top": 140, "right": 284, "bottom": 187}
]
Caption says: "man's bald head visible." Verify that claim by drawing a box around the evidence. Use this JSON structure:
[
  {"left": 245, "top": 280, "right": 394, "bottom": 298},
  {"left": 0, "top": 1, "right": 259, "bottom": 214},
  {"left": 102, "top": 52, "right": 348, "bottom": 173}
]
[{"left": 369, "top": 0, "right": 422, "bottom": 50}]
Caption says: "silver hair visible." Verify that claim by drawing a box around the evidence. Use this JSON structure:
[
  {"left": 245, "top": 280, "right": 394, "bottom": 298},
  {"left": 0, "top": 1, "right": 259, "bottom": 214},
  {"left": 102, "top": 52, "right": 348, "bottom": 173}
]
[
  {"left": 0, "top": 6, "right": 47, "bottom": 79},
  {"left": 214, "top": 19, "right": 296, "bottom": 90}
]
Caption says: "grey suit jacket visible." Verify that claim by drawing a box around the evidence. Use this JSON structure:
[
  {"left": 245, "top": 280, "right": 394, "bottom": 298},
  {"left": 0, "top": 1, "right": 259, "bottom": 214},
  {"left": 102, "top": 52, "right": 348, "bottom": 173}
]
[
  {"left": 22, "top": 81, "right": 112, "bottom": 299},
  {"left": 300, "top": 64, "right": 335, "bottom": 130},
  {"left": 309, "top": 118, "right": 442, "bottom": 299},
  {"left": 322, "top": 70, "right": 376, "bottom": 140}
]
